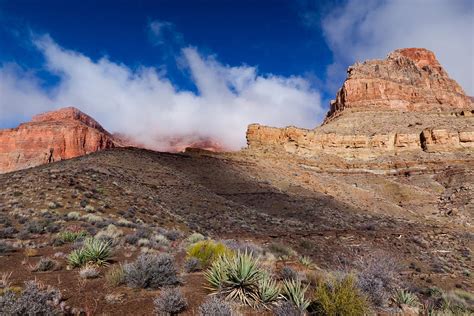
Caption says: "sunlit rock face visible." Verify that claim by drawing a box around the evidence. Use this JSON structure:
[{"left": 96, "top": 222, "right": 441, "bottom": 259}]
[
  {"left": 247, "top": 48, "right": 474, "bottom": 160},
  {"left": 0, "top": 107, "right": 116, "bottom": 173}
]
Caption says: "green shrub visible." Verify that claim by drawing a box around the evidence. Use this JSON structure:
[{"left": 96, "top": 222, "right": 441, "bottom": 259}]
[
  {"left": 67, "top": 237, "right": 112, "bottom": 267},
  {"left": 282, "top": 279, "right": 310, "bottom": 312},
  {"left": 313, "top": 274, "right": 368, "bottom": 316},
  {"left": 57, "top": 230, "right": 87, "bottom": 243},
  {"left": 392, "top": 289, "right": 419, "bottom": 307},
  {"left": 186, "top": 232, "right": 205, "bottom": 245},
  {"left": 205, "top": 251, "right": 264, "bottom": 306},
  {"left": 187, "top": 240, "right": 232, "bottom": 268}
]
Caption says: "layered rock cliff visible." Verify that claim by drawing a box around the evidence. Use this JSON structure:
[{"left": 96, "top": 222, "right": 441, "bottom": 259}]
[
  {"left": 0, "top": 107, "right": 116, "bottom": 173},
  {"left": 247, "top": 48, "right": 474, "bottom": 160}
]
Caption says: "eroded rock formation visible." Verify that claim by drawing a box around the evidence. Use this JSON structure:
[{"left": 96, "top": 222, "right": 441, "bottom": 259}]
[
  {"left": 247, "top": 48, "right": 474, "bottom": 159},
  {"left": 0, "top": 107, "right": 116, "bottom": 173}
]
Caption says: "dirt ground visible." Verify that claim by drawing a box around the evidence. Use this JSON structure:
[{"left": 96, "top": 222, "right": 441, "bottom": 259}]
[{"left": 0, "top": 147, "right": 472, "bottom": 314}]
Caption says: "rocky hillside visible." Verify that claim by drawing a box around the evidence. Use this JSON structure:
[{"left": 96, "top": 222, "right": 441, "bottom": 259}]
[
  {"left": 0, "top": 107, "right": 117, "bottom": 173},
  {"left": 247, "top": 48, "right": 474, "bottom": 159}
]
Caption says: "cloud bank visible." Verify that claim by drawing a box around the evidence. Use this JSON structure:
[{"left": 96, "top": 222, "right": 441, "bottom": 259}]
[
  {"left": 0, "top": 35, "right": 323, "bottom": 150},
  {"left": 319, "top": 0, "right": 474, "bottom": 94}
]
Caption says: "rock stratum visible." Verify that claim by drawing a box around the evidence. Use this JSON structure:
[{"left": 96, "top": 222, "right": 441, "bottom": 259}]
[
  {"left": 247, "top": 48, "right": 474, "bottom": 160},
  {"left": 0, "top": 107, "right": 117, "bottom": 173}
]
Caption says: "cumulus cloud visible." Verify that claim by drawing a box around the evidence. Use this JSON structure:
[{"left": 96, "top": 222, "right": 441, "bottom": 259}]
[
  {"left": 0, "top": 35, "right": 323, "bottom": 150},
  {"left": 318, "top": 0, "right": 474, "bottom": 94}
]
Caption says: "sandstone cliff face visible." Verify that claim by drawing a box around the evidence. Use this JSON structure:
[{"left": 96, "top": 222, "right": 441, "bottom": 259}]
[
  {"left": 325, "top": 48, "right": 472, "bottom": 122},
  {"left": 0, "top": 107, "right": 116, "bottom": 173},
  {"left": 247, "top": 48, "right": 474, "bottom": 160}
]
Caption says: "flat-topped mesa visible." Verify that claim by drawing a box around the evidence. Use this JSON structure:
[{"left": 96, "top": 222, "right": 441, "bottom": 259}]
[
  {"left": 325, "top": 48, "right": 472, "bottom": 123},
  {"left": 0, "top": 107, "right": 116, "bottom": 173}
]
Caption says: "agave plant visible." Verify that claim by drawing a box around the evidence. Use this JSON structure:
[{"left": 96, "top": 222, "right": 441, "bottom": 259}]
[
  {"left": 205, "top": 251, "right": 265, "bottom": 306},
  {"left": 282, "top": 279, "right": 310, "bottom": 311},
  {"left": 392, "top": 289, "right": 419, "bottom": 307},
  {"left": 258, "top": 273, "right": 281, "bottom": 306}
]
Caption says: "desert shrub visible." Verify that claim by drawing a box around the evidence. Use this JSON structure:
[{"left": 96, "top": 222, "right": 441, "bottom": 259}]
[
  {"left": 281, "top": 266, "right": 299, "bottom": 281},
  {"left": 152, "top": 234, "right": 170, "bottom": 248},
  {"left": 66, "top": 211, "right": 81, "bottom": 221},
  {"left": 268, "top": 242, "right": 296, "bottom": 260},
  {"left": 45, "top": 223, "right": 60, "bottom": 234},
  {"left": 273, "top": 300, "right": 303, "bottom": 316},
  {"left": 26, "top": 220, "right": 45, "bottom": 234},
  {"left": 0, "top": 272, "right": 12, "bottom": 290},
  {"left": 357, "top": 253, "right": 399, "bottom": 307},
  {"left": 428, "top": 289, "right": 474, "bottom": 315},
  {"left": 124, "top": 233, "right": 139, "bottom": 245},
  {"left": 0, "top": 227, "right": 17, "bottom": 239},
  {"left": 312, "top": 274, "right": 368, "bottom": 316},
  {"left": 186, "top": 232, "right": 205, "bottom": 245},
  {"left": 392, "top": 289, "right": 419, "bottom": 307},
  {"left": 198, "top": 296, "right": 233, "bottom": 316},
  {"left": 187, "top": 240, "right": 232, "bottom": 268},
  {"left": 184, "top": 257, "right": 201, "bottom": 273},
  {"left": 67, "top": 237, "right": 112, "bottom": 267},
  {"left": 24, "top": 248, "right": 39, "bottom": 257},
  {"left": 222, "top": 240, "right": 263, "bottom": 258},
  {"left": 57, "top": 230, "right": 87, "bottom": 243},
  {"left": 105, "top": 265, "right": 125, "bottom": 287},
  {"left": 0, "top": 281, "right": 61, "bottom": 315},
  {"left": 0, "top": 241, "right": 13, "bottom": 254},
  {"left": 32, "top": 257, "right": 58, "bottom": 272},
  {"left": 164, "top": 229, "right": 182, "bottom": 241},
  {"left": 79, "top": 265, "right": 100, "bottom": 279},
  {"left": 153, "top": 287, "right": 188, "bottom": 315},
  {"left": 281, "top": 279, "right": 310, "bottom": 312},
  {"left": 205, "top": 251, "right": 264, "bottom": 306},
  {"left": 124, "top": 254, "right": 179, "bottom": 289}
]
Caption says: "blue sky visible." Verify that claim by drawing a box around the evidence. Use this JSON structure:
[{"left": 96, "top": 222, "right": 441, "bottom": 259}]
[
  {"left": 0, "top": 0, "right": 472, "bottom": 150},
  {"left": 0, "top": 1, "right": 333, "bottom": 94}
]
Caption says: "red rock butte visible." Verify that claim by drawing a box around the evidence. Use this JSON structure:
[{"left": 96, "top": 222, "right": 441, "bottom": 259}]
[
  {"left": 247, "top": 48, "right": 474, "bottom": 159},
  {"left": 0, "top": 107, "right": 116, "bottom": 173}
]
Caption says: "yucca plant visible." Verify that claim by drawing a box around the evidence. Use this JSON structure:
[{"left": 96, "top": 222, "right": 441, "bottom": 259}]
[
  {"left": 258, "top": 273, "right": 281, "bottom": 306},
  {"left": 205, "top": 251, "right": 264, "bottom": 306},
  {"left": 299, "top": 256, "right": 313, "bottom": 268},
  {"left": 67, "top": 237, "right": 112, "bottom": 267},
  {"left": 205, "top": 256, "right": 228, "bottom": 290},
  {"left": 282, "top": 279, "right": 310, "bottom": 311},
  {"left": 68, "top": 248, "right": 87, "bottom": 267},
  {"left": 392, "top": 289, "right": 419, "bottom": 307},
  {"left": 82, "top": 237, "right": 112, "bottom": 266}
]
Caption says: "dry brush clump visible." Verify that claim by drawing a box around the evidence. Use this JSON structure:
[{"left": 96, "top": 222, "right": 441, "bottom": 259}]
[
  {"left": 123, "top": 254, "right": 179, "bottom": 289},
  {"left": 198, "top": 296, "right": 234, "bottom": 316},
  {"left": 0, "top": 281, "right": 62, "bottom": 315},
  {"left": 153, "top": 287, "right": 188, "bottom": 315}
]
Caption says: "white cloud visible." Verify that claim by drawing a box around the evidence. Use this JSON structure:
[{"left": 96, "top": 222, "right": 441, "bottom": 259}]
[
  {"left": 320, "top": 0, "right": 474, "bottom": 95},
  {"left": 0, "top": 35, "right": 323, "bottom": 150}
]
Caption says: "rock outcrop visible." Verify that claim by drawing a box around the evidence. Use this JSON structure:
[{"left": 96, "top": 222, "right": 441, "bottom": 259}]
[
  {"left": 247, "top": 48, "right": 474, "bottom": 160},
  {"left": 0, "top": 107, "right": 116, "bottom": 173},
  {"left": 325, "top": 48, "right": 472, "bottom": 122}
]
